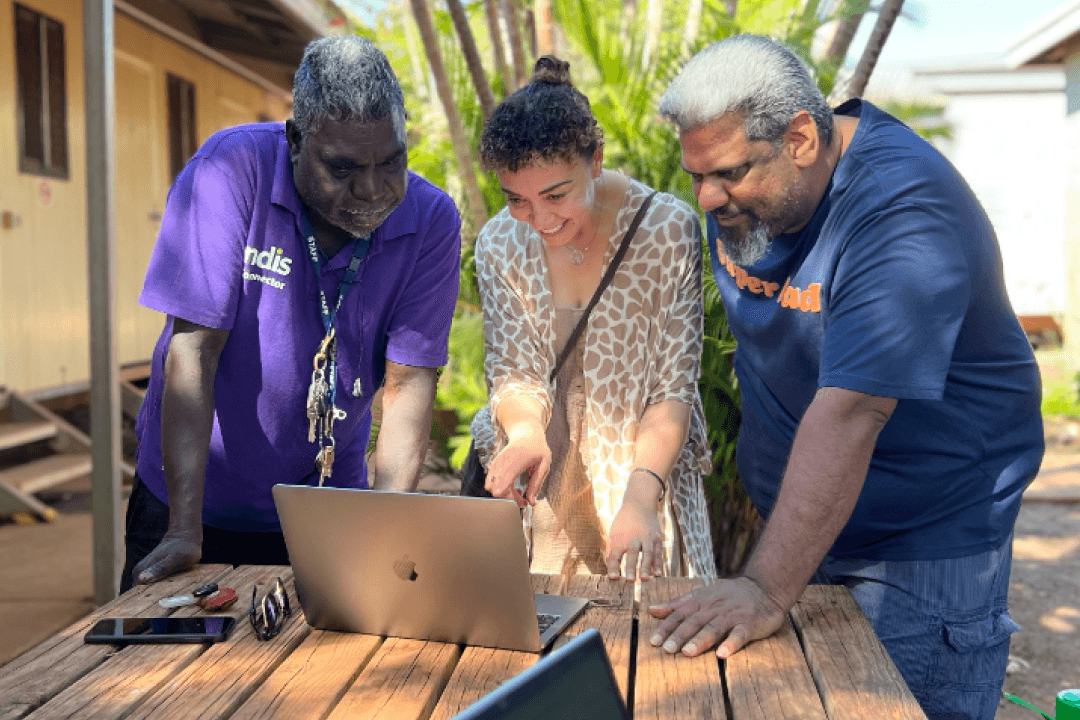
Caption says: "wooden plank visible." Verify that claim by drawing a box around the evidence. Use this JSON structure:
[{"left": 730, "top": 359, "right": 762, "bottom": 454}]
[
  {"left": 326, "top": 637, "right": 460, "bottom": 720},
  {"left": 24, "top": 566, "right": 294, "bottom": 720},
  {"left": 429, "top": 575, "right": 556, "bottom": 720},
  {"left": 9, "top": 392, "right": 91, "bottom": 452},
  {"left": 637, "top": 578, "right": 727, "bottom": 720},
  {"left": 112, "top": 567, "right": 310, "bottom": 720},
  {"left": 0, "top": 421, "right": 56, "bottom": 452},
  {"left": 230, "top": 631, "right": 383, "bottom": 720},
  {"left": 554, "top": 574, "right": 635, "bottom": 700},
  {"left": 2, "top": 454, "right": 92, "bottom": 495},
  {"left": 120, "top": 380, "right": 145, "bottom": 419},
  {"left": 790, "top": 585, "right": 927, "bottom": 720},
  {"left": 0, "top": 479, "right": 56, "bottom": 519},
  {"left": 119, "top": 361, "right": 152, "bottom": 383},
  {"left": 725, "top": 617, "right": 827, "bottom": 720},
  {"left": 0, "top": 565, "right": 230, "bottom": 720}
]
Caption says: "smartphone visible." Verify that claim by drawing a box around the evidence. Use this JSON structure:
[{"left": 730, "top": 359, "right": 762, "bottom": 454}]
[{"left": 84, "top": 616, "right": 236, "bottom": 644}]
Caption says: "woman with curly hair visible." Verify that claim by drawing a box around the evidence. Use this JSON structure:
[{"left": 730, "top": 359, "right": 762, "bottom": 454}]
[{"left": 469, "top": 56, "right": 716, "bottom": 582}]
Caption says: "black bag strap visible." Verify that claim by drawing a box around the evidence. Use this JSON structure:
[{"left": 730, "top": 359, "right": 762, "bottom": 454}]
[{"left": 549, "top": 191, "right": 658, "bottom": 382}]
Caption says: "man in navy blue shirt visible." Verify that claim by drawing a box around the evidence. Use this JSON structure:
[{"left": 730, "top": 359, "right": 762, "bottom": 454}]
[{"left": 648, "top": 35, "right": 1043, "bottom": 720}]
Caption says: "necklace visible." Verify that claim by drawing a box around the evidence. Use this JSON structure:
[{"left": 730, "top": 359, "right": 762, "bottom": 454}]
[{"left": 565, "top": 174, "right": 607, "bottom": 264}]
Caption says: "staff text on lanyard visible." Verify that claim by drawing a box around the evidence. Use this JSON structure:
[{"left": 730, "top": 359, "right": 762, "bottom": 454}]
[{"left": 301, "top": 210, "right": 370, "bottom": 485}]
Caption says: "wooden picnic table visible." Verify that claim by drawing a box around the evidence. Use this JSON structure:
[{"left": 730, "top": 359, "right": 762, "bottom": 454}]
[{"left": 0, "top": 565, "right": 927, "bottom": 720}]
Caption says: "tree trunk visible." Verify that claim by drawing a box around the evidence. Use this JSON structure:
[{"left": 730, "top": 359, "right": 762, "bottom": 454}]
[
  {"left": 397, "top": 0, "right": 429, "bottom": 102},
  {"left": 523, "top": 8, "right": 537, "bottom": 59},
  {"left": 502, "top": 0, "right": 528, "bottom": 88},
  {"left": 641, "top": 0, "right": 663, "bottom": 69},
  {"left": 844, "top": 0, "right": 905, "bottom": 98},
  {"left": 534, "top": 0, "right": 555, "bottom": 57},
  {"left": 408, "top": 0, "right": 489, "bottom": 235},
  {"left": 725, "top": 0, "right": 736, "bottom": 18},
  {"left": 483, "top": 0, "right": 513, "bottom": 93},
  {"left": 682, "top": 0, "right": 702, "bottom": 51},
  {"left": 447, "top": 0, "right": 496, "bottom": 119},
  {"left": 825, "top": 9, "right": 864, "bottom": 65},
  {"left": 619, "top": 0, "right": 636, "bottom": 48}
]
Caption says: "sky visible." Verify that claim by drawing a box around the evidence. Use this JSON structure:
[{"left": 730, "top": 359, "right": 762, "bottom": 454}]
[
  {"left": 857, "top": 0, "right": 1072, "bottom": 66},
  {"left": 337, "top": 0, "right": 1074, "bottom": 69}
]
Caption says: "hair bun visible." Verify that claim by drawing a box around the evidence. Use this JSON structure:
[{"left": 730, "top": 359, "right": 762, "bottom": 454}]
[{"left": 530, "top": 56, "right": 572, "bottom": 86}]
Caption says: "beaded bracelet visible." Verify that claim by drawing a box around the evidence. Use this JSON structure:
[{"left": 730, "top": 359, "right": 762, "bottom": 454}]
[{"left": 632, "top": 466, "right": 668, "bottom": 501}]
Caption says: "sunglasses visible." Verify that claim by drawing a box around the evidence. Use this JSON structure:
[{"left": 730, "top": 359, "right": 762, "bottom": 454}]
[{"left": 249, "top": 577, "right": 292, "bottom": 641}]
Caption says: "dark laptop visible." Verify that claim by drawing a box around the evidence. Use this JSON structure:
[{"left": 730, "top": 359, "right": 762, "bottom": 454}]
[{"left": 449, "top": 628, "right": 630, "bottom": 720}]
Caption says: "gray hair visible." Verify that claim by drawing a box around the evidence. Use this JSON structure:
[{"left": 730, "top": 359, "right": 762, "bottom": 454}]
[
  {"left": 292, "top": 36, "right": 405, "bottom": 137},
  {"left": 658, "top": 34, "right": 833, "bottom": 147}
]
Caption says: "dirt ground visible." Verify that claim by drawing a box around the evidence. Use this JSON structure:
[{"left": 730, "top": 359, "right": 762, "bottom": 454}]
[{"left": 997, "top": 415, "right": 1080, "bottom": 719}]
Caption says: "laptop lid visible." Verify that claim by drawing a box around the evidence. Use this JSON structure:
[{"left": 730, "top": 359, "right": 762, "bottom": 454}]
[
  {"left": 272, "top": 485, "right": 588, "bottom": 652},
  {"left": 449, "top": 628, "right": 630, "bottom": 720}
]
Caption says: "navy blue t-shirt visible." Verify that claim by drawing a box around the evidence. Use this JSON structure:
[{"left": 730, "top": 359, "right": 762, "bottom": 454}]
[{"left": 707, "top": 100, "right": 1043, "bottom": 560}]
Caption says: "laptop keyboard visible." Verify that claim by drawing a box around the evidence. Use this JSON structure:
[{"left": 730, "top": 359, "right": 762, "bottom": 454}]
[{"left": 537, "top": 613, "right": 560, "bottom": 634}]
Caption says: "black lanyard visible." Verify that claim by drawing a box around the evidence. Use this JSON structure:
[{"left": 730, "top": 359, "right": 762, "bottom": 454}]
[{"left": 300, "top": 209, "right": 370, "bottom": 406}]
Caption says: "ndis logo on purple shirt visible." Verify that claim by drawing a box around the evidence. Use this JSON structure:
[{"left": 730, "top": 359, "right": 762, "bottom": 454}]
[{"left": 243, "top": 244, "right": 294, "bottom": 289}]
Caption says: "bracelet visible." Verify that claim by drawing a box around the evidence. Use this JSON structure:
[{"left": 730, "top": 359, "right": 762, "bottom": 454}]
[{"left": 632, "top": 466, "right": 667, "bottom": 501}]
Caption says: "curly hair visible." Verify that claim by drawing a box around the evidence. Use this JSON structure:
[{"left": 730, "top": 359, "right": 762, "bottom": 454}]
[{"left": 479, "top": 56, "right": 603, "bottom": 172}]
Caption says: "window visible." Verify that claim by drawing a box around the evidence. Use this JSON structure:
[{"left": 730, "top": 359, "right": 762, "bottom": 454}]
[
  {"left": 167, "top": 73, "right": 196, "bottom": 181},
  {"left": 14, "top": 3, "right": 68, "bottom": 178}
]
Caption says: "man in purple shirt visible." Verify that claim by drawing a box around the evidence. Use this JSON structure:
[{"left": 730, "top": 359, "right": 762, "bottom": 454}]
[{"left": 121, "top": 36, "right": 461, "bottom": 591}]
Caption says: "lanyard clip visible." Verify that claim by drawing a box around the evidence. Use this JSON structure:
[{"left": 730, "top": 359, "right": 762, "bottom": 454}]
[{"left": 313, "top": 327, "right": 336, "bottom": 370}]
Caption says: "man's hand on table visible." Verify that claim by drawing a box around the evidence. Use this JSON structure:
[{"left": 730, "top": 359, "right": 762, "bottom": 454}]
[
  {"left": 647, "top": 576, "right": 787, "bottom": 658},
  {"left": 131, "top": 532, "right": 202, "bottom": 585}
]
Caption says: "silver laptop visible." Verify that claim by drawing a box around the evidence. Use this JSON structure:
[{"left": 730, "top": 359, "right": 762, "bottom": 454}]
[{"left": 272, "top": 484, "right": 590, "bottom": 652}]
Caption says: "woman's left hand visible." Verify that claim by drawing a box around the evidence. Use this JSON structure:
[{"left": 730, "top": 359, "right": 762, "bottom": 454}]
[{"left": 607, "top": 480, "right": 664, "bottom": 582}]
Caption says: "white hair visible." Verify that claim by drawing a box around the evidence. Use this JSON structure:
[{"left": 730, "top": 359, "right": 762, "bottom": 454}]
[
  {"left": 658, "top": 34, "right": 833, "bottom": 146},
  {"left": 292, "top": 36, "right": 405, "bottom": 138}
]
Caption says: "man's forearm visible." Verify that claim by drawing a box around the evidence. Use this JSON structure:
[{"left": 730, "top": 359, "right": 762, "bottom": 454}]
[
  {"left": 160, "top": 321, "right": 228, "bottom": 535},
  {"left": 744, "top": 387, "right": 896, "bottom": 610},
  {"left": 372, "top": 363, "right": 437, "bottom": 491}
]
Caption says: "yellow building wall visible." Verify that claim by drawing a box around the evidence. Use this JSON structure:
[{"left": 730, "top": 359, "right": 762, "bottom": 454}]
[
  {"left": 0, "top": 0, "right": 290, "bottom": 393},
  {"left": 0, "top": 0, "right": 88, "bottom": 391}
]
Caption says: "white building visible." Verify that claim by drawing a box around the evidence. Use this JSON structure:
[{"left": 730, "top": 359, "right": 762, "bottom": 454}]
[
  {"left": 1009, "top": 0, "right": 1080, "bottom": 360},
  {"left": 909, "top": 58, "right": 1068, "bottom": 319}
]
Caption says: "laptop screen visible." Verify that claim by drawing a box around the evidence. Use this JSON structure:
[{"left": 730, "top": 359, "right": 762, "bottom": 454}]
[{"left": 450, "top": 629, "right": 629, "bottom": 720}]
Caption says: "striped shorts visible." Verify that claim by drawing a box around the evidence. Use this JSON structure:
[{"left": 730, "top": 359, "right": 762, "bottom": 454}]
[{"left": 813, "top": 537, "right": 1017, "bottom": 720}]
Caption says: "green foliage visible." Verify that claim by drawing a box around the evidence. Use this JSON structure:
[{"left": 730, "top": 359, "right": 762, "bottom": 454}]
[
  {"left": 367, "top": 2, "right": 505, "bottom": 469},
  {"left": 435, "top": 242, "right": 486, "bottom": 469},
  {"left": 436, "top": 307, "right": 488, "bottom": 467},
  {"left": 879, "top": 100, "right": 953, "bottom": 142},
  {"left": 1041, "top": 371, "right": 1080, "bottom": 417}
]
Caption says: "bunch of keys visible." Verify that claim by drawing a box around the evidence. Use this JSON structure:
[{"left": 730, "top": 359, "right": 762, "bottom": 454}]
[
  {"left": 315, "top": 406, "right": 346, "bottom": 485},
  {"left": 305, "top": 329, "right": 347, "bottom": 485},
  {"left": 306, "top": 331, "right": 335, "bottom": 443}
]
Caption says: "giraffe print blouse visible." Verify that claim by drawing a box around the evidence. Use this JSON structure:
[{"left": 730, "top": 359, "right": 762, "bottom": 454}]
[{"left": 469, "top": 178, "right": 717, "bottom": 579}]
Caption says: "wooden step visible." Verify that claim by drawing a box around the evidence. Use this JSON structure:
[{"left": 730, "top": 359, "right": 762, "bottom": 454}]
[
  {"left": 0, "top": 453, "right": 92, "bottom": 495},
  {"left": 0, "top": 421, "right": 57, "bottom": 452},
  {"left": 119, "top": 361, "right": 152, "bottom": 384}
]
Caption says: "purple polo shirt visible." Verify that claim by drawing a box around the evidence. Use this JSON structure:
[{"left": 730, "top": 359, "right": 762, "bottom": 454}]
[{"left": 135, "top": 123, "right": 461, "bottom": 531}]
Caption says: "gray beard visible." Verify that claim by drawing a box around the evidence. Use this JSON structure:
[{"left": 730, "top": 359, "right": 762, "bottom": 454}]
[{"left": 713, "top": 211, "right": 772, "bottom": 267}]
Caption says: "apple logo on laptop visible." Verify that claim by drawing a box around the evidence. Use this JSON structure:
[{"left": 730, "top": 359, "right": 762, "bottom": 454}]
[{"left": 393, "top": 556, "right": 418, "bottom": 582}]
